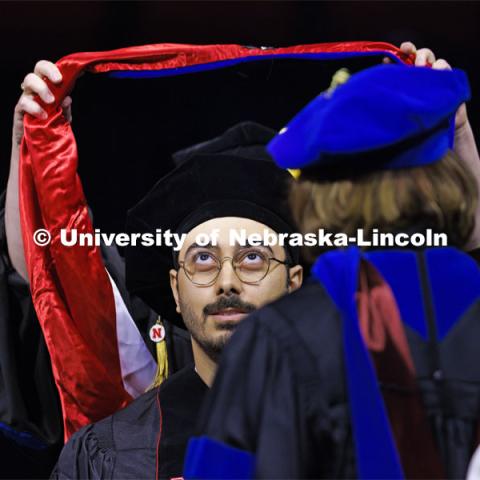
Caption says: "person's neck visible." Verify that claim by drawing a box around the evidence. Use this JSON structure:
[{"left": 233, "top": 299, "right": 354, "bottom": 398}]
[{"left": 191, "top": 339, "right": 217, "bottom": 387}]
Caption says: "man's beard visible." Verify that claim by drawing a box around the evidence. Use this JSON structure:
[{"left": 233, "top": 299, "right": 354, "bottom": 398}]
[{"left": 179, "top": 294, "right": 256, "bottom": 362}]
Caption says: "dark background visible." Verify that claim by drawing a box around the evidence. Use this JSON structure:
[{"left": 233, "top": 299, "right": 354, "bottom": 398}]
[{"left": 1, "top": 1, "right": 478, "bottom": 234}]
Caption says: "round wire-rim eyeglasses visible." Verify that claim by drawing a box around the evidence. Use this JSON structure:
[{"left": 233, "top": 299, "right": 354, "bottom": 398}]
[{"left": 177, "top": 251, "right": 290, "bottom": 286}]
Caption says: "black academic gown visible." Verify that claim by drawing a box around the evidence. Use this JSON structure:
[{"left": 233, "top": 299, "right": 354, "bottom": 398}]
[
  {"left": 195, "top": 248, "right": 480, "bottom": 479},
  {"left": 0, "top": 194, "right": 63, "bottom": 479},
  {"left": 52, "top": 365, "right": 207, "bottom": 480}
]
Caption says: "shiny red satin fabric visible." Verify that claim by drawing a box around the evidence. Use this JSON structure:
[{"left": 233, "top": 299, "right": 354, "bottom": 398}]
[
  {"left": 37, "top": 42, "right": 413, "bottom": 113},
  {"left": 20, "top": 106, "right": 133, "bottom": 440},
  {"left": 19, "top": 42, "right": 411, "bottom": 441}
]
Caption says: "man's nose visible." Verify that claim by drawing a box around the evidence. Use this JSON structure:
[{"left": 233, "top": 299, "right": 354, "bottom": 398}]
[{"left": 215, "top": 258, "right": 242, "bottom": 295}]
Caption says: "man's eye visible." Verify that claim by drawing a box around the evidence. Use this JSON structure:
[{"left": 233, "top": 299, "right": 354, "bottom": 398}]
[
  {"left": 238, "top": 251, "right": 266, "bottom": 269},
  {"left": 193, "top": 252, "right": 216, "bottom": 265}
]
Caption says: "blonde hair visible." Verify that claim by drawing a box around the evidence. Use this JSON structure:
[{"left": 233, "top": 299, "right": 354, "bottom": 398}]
[{"left": 289, "top": 151, "right": 477, "bottom": 262}]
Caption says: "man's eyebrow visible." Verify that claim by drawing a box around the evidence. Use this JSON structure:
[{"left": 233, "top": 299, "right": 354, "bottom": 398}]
[
  {"left": 184, "top": 241, "right": 219, "bottom": 256},
  {"left": 236, "top": 240, "right": 274, "bottom": 255}
]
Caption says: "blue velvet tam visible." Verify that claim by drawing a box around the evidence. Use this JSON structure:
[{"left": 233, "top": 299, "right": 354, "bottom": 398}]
[{"left": 267, "top": 64, "right": 470, "bottom": 173}]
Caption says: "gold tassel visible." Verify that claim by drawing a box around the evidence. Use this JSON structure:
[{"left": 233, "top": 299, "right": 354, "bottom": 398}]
[
  {"left": 328, "top": 68, "right": 351, "bottom": 93},
  {"left": 147, "top": 317, "right": 169, "bottom": 390},
  {"left": 287, "top": 168, "right": 302, "bottom": 180}
]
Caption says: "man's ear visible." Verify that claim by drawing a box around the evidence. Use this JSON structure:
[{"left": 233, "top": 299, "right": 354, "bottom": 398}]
[
  {"left": 287, "top": 265, "right": 303, "bottom": 293},
  {"left": 169, "top": 269, "right": 181, "bottom": 314}
]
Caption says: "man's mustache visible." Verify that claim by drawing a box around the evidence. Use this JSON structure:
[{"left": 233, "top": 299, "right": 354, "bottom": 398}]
[{"left": 203, "top": 295, "right": 256, "bottom": 316}]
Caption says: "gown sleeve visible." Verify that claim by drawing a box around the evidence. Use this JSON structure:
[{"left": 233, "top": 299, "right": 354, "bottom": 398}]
[{"left": 50, "top": 423, "right": 115, "bottom": 480}]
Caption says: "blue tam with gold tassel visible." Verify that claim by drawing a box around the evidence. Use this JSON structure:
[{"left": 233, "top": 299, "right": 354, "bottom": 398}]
[{"left": 268, "top": 64, "right": 470, "bottom": 173}]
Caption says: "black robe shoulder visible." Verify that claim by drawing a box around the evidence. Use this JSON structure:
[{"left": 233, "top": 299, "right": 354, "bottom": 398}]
[{"left": 52, "top": 365, "right": 207, "bottom": 479}]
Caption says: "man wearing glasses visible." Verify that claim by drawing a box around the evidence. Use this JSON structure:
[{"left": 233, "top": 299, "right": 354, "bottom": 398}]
[{"left": 51, "top": 122, "right": 303, "bottom": 479}]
